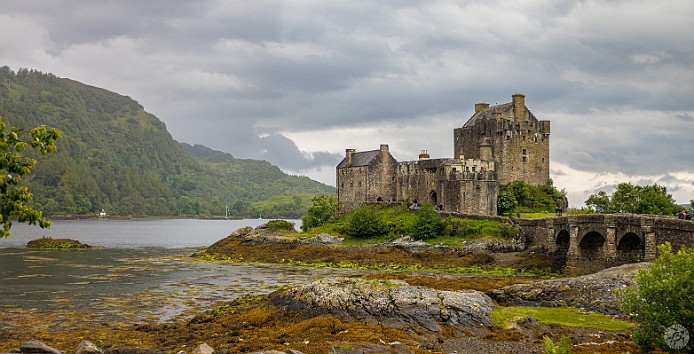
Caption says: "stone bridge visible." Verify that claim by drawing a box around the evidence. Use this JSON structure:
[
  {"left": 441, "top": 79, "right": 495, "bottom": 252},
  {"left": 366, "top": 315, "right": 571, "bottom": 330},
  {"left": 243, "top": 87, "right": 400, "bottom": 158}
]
[{"left": 515, "top": 214, "right": 694, "bottom": 274}]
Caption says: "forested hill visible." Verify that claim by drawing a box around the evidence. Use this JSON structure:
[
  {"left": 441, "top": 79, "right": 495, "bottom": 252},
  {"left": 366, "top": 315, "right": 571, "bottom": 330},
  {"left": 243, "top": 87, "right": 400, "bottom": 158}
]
[{"left": 0, "top": 67, "right": 334, "bottom": 218}]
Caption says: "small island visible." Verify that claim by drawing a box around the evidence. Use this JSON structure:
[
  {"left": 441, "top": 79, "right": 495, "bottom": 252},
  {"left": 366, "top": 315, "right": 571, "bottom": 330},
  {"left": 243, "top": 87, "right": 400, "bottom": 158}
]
[{"left": 27, "top": 237, "right": 92, "bottom": 249}]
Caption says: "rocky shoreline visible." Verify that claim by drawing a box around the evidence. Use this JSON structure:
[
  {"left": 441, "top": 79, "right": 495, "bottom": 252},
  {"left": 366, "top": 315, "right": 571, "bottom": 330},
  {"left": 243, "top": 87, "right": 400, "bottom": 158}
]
[{"left": 3, "top": 223, "right": 645, "bottom": 353}]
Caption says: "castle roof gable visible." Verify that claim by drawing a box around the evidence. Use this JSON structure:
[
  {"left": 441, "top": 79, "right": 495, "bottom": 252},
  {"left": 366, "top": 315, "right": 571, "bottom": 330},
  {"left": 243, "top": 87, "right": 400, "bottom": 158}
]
[
  {"left": 463, "top": 102, "right": 513, "bottom": 128},
  {"left": 337, "top": 150, "right": 380, "bottom": 168}
]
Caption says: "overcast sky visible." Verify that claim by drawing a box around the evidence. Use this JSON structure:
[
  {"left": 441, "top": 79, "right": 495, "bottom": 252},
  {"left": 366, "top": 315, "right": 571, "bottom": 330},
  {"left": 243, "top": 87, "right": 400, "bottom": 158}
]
[{"left": 1, "top": 0, "right": 693, "bottom": 207}]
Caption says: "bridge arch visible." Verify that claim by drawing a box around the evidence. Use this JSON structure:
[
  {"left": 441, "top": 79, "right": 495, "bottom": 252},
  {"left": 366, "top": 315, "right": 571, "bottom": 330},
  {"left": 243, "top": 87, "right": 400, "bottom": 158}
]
[
  {"left": 578, "top": 231, "right": 606, "bottom": 262},
  {"left": 554, "top": 229, "right": 570, "bottom": 268},
  {"left": 616, "top": 232, "right": 644, "bottom": 263}
]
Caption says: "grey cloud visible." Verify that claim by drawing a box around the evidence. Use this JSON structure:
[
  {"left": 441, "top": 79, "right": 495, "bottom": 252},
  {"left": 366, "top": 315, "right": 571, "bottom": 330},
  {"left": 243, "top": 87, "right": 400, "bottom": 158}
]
[{"left": 2, "top": 0, "right": 693, "bottom": 184}]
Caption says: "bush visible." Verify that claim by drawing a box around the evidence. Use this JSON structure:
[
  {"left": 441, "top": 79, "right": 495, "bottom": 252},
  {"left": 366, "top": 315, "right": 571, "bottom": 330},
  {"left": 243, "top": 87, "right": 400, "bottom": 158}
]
[
  {"left": 443, "top": 218, "right": 518, "bottom": 239},
  {"left": 265, "top": 219, "right": 296, "bottom": 232},
  {"left": 345, "top": 206, "right": 388, "bottom": 239},
  {"left": 618, "top": 242, "right": 694, "bottom": 351},
  {"left": 543, "top": 335, "right": 572, "bottom": 354},
  {"left": 410, "top": 204, "right": 444, "bottom": 240},
  {"left": 300, "top": 195, "right": 337, "bottom": 232}
]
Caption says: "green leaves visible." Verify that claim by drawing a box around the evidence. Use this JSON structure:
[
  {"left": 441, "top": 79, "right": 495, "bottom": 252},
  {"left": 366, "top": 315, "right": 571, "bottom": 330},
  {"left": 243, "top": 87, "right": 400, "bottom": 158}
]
[
  {"left": 618, "top": 242, "right": 694, "bottom": 351},
  {"left": 585, "top": 182, "right": 680, "bottom": 216},
  {"left": 0, "top": 115, "right": 61, "bottom": 237},
  {"left": 301, "top": 195, "right": 338, "bottom": 232},
  {"left": 411, "top": 204, "right": 444, "bottom": 240}
]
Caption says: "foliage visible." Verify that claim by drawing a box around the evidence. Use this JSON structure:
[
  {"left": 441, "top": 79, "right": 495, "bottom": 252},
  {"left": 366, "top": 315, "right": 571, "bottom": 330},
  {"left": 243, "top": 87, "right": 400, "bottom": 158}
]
[
  {"left": 0, "top": 67, "right": 333, "bottom": 218},
  {"left": 345, "top": 206, "right": 388, "bottom": 239},
  {"left": 543, "top": 336, "right": 572, "bottom": 354},
  {"left": 0, "top": 115, "right": 61, "bottom": 237},
  {"left": 491, "top": 306, "right": 634, "bottom": 332},
  {"left": 618, "top": 242, "right": 694, "bottom": 351},
  {"left": 585, "top": 182, "right": 680, "bottom": 216},
  {"left": 498, "top": 179, "right": 564, "bottom": 215},
  {"left": 301, "top": 195, "right": 338, "bottom": 232},
  {"left": 411, "top": 204, "right": 444, "bottom": 240},
  {"left": 443, "top": 217, "right": 517, "bottom": 239},
  {"left": 265, "top": 220, "right": 296, "bottom": 232}
]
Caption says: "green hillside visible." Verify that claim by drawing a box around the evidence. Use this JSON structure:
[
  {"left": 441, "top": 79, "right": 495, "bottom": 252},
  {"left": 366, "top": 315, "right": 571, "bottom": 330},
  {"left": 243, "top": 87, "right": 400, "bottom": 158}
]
[{"left": 0, "top": 67, "right": 335, "bottom": 218}]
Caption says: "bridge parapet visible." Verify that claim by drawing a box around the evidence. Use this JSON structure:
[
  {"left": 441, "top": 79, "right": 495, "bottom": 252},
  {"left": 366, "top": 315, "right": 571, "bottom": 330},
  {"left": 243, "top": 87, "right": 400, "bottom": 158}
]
[{"left": 514, "top": 214, "right": 694, "bottom": 274}]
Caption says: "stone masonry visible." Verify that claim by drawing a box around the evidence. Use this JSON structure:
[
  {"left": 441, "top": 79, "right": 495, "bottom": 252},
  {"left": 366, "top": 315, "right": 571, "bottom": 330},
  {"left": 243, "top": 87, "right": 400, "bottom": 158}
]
[{"left": 337, "top": 94, "right": 550, "bottom": 216}]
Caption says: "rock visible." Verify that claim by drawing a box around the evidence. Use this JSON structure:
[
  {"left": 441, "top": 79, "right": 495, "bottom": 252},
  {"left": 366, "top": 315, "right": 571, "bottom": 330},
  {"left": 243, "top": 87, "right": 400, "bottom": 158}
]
[
  {"left": 190, "top": 344, "right": 214, "bottom": 354},
  {"left": 19, "top": 340, "right": 62, "bottom": 354},
  {"left": 308, "top": 233, "right": 344, "bottom": 244},
  {"left": 488, "top": 262, "right": 650, "bottom": 315},
  {"left": 270, "top": 277, "right": 494, "bottom": 332},
  {"left": 330, "top": 343, "right": 412, "bottom": 354},
  {"left": 102, "top": 349, "right": 166, "bottom": 354},
  {"left": 75, "top": 341, "right": 102, "bottom": 354},
  {"left": 26, "top": 237, "right": 91, "bottom": 249}
]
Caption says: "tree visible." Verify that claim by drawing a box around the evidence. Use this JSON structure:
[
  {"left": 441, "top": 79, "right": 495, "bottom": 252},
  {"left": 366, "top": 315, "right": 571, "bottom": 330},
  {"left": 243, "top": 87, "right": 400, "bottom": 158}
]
[
  {"left": 300, "top": 195, "right": 338, "bottom": 231},
  {"left": 411, "top": 204, "right": 444, "bottom": 240},
  {"left": 618, "top": 242, "right": 694, "bottom": 352},
  {"left": 0, "top": 116, "right": 61, "bottom": 237},
  {"left": 585, "top": 183, "right": 680, "bottom": 216},
  {"left": 497, "top": 179, "right": 564, "bottom": 214}
]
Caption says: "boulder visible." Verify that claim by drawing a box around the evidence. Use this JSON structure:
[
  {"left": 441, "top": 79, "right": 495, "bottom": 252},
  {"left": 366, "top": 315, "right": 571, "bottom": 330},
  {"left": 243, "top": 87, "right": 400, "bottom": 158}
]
[
  {"left": 488, "top": 262, "right": 649, "bottom": 315},
  {"left": 75, "top": 341, "right": 102, "bottom": 354},
  {"left": 190, "top": 344, "right": 214, "bottom": 354},
  {"left": 19, "top": 340, "right": 62, "bottom": 354},
  {"left": 270, "top": 277, "right": 493, "bottom": 332},
  {"left": 308, "top": 233, "right": 344, "bottom": 244}
]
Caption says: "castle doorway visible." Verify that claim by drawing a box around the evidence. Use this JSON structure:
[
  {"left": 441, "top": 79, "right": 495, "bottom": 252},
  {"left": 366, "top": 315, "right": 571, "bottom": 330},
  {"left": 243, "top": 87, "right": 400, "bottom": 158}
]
[{"left": 429, "top": 190, "right": 438, "bottom": 205}]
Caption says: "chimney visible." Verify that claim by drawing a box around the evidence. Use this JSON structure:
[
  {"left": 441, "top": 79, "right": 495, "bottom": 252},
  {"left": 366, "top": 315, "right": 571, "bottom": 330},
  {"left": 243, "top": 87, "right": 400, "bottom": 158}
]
[
  {"left": 475, "top": 103, "right": 490, "bottom": 114},
  {"left": 345, "top": 148, "right": 356, "bottom": 166},
  {"left": 419, "top": 149, "right": 430, "bottom": 161},
  {"left": 512, "top": 93, "right": 526, "bottom": 121}
]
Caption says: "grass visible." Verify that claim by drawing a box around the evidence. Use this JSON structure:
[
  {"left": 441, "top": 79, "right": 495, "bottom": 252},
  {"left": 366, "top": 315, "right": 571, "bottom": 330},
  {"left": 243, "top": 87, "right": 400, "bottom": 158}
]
[
  {"left": 26, "top": 237, "right": 91, "bottom": 249},
  {"left": 491, "top": 306, "right": 635, "bottom": 332}
]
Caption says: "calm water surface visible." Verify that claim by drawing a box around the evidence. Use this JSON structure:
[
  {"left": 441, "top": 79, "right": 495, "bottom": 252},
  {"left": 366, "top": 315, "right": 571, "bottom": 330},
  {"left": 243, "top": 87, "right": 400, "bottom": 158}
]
[{"left": 0, "top": 219, "right": 365, "bottom": 326}]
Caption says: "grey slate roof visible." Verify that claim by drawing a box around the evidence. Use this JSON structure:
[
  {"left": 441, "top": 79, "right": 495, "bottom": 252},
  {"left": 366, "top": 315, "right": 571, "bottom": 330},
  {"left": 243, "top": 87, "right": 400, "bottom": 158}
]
[
  {"left": 463, "top": 102, "right": 513, "bottom": 128},
  {"left": 337, "top": 150, "right": 380, "bottom": 168}
]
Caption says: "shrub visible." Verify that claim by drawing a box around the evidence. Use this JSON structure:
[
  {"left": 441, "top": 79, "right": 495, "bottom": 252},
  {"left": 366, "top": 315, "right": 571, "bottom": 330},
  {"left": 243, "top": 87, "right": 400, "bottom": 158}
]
[
  {"left": 266, "top": 219, "right": 296, "bottom": 232},
  {"left": 543, "top": 335, "right": 572, "bottom": 354},
  {"left": 410, "top": 204, "right": 444, "bottom": 240},
  {"left": 345, "top": 206, "right": 388, "bottom": 239},
  {"left": 618, "top": 242, "right": 694, "bottom": 351}
]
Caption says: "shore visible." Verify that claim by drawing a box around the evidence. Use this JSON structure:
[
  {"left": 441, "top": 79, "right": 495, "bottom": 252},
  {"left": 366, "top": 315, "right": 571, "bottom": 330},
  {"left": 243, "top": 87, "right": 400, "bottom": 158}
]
[{"left": 1, "top": 224, "right": 646, "bottom": 353}]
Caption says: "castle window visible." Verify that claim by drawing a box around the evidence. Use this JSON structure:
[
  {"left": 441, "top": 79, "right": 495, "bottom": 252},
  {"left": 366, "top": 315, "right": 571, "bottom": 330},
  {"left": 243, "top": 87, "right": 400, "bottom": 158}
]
[{"left": 522, "top": 149, "right": 527, "bottom": 163}]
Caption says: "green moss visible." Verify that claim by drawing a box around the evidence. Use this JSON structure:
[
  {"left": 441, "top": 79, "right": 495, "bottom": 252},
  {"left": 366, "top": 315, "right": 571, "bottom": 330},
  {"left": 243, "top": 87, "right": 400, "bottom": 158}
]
[
  {"left": 491, "top": 306, "right": 635, "bottom": 331},
  {"left": 26, "top": 237, "right": 91, "bottom": 249}
]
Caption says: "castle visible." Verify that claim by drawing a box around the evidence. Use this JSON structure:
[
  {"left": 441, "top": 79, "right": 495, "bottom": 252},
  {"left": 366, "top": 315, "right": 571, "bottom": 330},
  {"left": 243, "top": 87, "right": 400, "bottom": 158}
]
[{"left": 336, "top": 94, "right": 550, "bottom": 216}]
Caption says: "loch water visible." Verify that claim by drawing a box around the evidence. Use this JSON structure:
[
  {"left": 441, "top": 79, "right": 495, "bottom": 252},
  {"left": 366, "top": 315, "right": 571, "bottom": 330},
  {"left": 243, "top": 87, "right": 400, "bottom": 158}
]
[{"left": 0, "top": 219, "right": 365, "bottom": 324}]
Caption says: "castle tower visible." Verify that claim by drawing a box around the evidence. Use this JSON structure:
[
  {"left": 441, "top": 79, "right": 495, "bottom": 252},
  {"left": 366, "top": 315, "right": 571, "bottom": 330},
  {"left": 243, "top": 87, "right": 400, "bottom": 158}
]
[{"left": 454, "top": 94, "right": 549, "bottom": 186}]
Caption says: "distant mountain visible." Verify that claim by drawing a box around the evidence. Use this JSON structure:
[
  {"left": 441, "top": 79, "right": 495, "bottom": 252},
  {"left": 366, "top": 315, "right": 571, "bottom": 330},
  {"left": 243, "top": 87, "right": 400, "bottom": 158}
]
[{"left": 0, "top": 67, "right": 334, "bottom": 218}]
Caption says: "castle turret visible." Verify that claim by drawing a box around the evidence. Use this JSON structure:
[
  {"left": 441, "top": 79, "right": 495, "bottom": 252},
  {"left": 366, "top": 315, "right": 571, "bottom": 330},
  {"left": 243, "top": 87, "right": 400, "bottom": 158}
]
[
  {"left": 419, "top": 149, "right": 430, "bottom": 160},
  {"left": 512, "top": 93, "right": 526, "bottom": 122},
  {"left": 479, "top": 139, "right": 493, "bottom": 161}
]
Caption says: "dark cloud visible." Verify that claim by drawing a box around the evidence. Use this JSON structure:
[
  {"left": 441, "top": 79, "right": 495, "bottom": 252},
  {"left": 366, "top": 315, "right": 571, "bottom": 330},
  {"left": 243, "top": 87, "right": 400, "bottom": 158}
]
[{"left": 1, "top": 0, "right": 693, "bottom": 193}]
